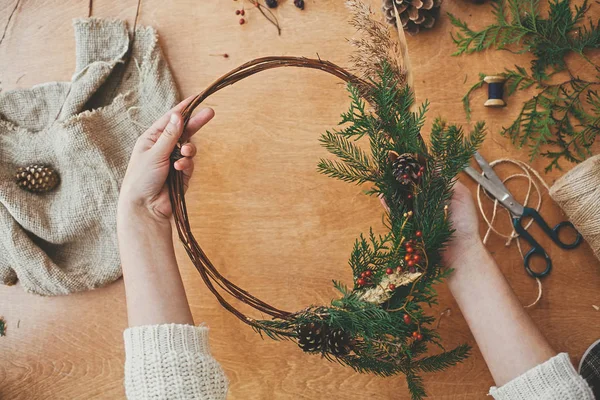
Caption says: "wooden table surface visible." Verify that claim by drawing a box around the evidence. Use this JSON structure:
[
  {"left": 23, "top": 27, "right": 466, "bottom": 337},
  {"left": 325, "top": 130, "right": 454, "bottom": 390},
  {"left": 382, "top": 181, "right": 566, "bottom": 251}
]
[{"left": 1, "top": 1, "right": 599, "bottom": 399}]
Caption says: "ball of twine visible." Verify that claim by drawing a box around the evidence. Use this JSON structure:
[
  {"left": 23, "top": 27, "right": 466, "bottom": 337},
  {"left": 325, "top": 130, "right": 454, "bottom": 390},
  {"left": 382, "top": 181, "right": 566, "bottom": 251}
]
[{"left": 549, "top": 154, "right": 600, "bottom": 262}]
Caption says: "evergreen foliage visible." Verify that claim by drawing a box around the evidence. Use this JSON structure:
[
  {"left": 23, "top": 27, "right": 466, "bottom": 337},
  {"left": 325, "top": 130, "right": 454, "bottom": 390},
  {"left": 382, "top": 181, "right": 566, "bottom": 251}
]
[
  {"left": 252, "top": 62, "right": 484, "bottom": 399},
  {"left": 449, "top": 0, "right": 600, "bottom": 171}
]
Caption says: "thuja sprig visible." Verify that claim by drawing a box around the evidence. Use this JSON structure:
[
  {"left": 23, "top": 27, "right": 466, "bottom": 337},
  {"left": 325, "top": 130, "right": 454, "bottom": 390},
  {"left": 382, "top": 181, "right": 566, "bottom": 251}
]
[{"left": 449, "top": 0, "right": 600, "bottom": 171}]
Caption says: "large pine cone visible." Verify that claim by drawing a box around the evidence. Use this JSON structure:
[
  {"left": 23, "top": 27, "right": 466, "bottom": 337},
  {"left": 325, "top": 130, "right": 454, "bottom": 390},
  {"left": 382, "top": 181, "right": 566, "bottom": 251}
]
[
  {"left": 15, "top": 164, "right": 60, "bottom": 193},
  {"left": 382, "top": 0, "right": 443, "bottom": 35},
  {"left": 297, "top": 322, "right": 326, "bottom": 353}
]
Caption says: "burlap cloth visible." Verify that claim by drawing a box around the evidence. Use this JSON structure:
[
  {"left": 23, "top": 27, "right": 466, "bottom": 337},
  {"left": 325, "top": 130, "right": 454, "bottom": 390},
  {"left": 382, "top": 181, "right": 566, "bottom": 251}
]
[{"left": 0, "top": 19, "right": 178, "bottom": 295}]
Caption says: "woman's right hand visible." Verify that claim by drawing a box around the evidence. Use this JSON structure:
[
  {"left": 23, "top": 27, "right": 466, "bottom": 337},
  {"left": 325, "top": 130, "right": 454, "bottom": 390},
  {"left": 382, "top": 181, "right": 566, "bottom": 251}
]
[{"left": 441, "top": 180, "right": 483, "bottom": 269}]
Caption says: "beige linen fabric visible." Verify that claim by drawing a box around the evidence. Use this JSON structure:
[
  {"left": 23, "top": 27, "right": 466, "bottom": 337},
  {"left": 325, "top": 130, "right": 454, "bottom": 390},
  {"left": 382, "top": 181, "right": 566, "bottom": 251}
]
[{"left": 0, "top": 18, "right": 178, "bottom": 295}]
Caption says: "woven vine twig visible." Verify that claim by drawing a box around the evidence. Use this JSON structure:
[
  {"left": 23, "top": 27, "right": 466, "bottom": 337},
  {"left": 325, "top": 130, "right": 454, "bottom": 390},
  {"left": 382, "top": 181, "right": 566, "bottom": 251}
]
[{"left": 169, "top": 56, "right": 370, "bottom": 328}]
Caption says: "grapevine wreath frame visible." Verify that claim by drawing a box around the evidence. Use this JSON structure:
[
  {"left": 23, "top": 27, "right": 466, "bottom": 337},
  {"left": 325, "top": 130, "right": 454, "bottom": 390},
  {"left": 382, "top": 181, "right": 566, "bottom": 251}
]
[
  {"left": 169, "top": 56, "right": 368, "bottom": 323},
  {"left": 168, "top": 54, "right": 481, "bottom": 399}
]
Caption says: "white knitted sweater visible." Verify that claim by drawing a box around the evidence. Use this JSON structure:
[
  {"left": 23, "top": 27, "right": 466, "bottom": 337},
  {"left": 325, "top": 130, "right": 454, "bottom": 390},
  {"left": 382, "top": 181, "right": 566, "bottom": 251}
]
[
  {"left": 124, "top": 325, "right": 228, "bottom": 400},
  {"left": 123, "top": 324, "right": 594, "bottom": 399}
]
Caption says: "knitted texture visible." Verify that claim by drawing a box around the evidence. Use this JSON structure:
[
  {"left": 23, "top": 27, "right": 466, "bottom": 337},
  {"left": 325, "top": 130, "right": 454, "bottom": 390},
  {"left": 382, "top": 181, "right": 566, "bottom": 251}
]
[
  {"left": 124, "top": 324, "right": 229, "bottom": 400},
  {"left": 0, "top": 18, "right": 178, "bottom": 295},
  {"left": 489, "top": 353, "right": 594, "bottom": 400}
]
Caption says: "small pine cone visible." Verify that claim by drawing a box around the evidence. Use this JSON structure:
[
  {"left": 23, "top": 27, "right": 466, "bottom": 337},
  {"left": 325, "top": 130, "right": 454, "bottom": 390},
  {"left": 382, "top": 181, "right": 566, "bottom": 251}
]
[
  {"left": 391, "top": 153, "right": 422, "bottom": 185},
  {"left": 265, "top": 0, "right": 278, "bottom": 8},
  {"left": 326, "top": 329, "right": 352, "bottom": 357},
  {"left": 15, "top": 164, "right": 60, "bottom": 193},
  {"left": 297, "top": 322, "right": 326, "bottom": 353},
  {"left": 293, "top": 0, "right": 305, "bottom": 10},
  {"left": 382, "top": 0, "right": 443, "bottom": 35}
]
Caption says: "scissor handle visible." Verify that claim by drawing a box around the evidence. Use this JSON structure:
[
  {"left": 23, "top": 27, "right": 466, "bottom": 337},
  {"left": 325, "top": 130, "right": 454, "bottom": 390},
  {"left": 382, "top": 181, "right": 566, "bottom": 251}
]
[
  {"left": 520, "top": 207, "right": 583, "bottom": 249},
  {"left": 551, "top": 220, "right": 583, "bottom": 249},
  {"left": 512, "top": 208, "right": 583, "bottom": 278},
  {"left": 513, "top": 216, "right": 552, "bottom": 278}
]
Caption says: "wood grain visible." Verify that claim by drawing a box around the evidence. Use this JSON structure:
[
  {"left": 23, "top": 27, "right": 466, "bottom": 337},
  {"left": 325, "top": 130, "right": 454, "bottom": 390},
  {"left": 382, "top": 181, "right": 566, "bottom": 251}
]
[{"left": 0, "top": 0, "right": 599, "bottom": 399}]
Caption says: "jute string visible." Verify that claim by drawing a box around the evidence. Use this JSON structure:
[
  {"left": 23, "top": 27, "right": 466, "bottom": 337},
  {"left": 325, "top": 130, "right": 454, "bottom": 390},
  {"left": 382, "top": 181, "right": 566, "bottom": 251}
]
[
  {"left": 475, "top": 159, "right": 551, "bottom": 308},
  {"left": 549, "top": 154, "right": 600, "bottom": 262}
]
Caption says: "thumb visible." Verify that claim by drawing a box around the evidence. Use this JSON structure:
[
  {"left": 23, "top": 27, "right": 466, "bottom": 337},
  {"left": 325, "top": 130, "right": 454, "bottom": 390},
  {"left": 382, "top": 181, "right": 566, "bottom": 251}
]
[{"left": 152, "top": 112, "right": 183, "bottom": 158}]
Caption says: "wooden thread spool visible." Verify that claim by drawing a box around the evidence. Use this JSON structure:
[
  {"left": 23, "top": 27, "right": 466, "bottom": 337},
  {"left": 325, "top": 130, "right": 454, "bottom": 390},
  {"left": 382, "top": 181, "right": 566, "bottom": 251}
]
[{"left": 484, "top": 75, "right": 506, "bottom": 107}]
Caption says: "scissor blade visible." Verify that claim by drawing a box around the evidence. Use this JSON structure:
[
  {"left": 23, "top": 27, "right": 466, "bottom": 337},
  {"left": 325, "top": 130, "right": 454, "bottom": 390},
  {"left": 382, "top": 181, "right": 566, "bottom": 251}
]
[
  {"left": 463, "top": 167, "right": 525, "bottom": 216},
  {"left": 473, "top": 151, "right": 505, "bottom": 188}
]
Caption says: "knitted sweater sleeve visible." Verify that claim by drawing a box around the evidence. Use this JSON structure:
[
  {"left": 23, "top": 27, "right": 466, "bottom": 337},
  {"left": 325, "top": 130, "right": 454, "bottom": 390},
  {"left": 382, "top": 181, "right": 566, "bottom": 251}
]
[
  {"left": 124, "top": 324, "right": 228, "bottom": 400},
  {"left": 489, "top": 353, "right": 594, "bottom": 400}
]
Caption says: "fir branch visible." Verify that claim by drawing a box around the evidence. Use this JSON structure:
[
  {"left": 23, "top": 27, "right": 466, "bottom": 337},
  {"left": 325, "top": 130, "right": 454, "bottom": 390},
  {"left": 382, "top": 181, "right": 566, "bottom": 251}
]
[
  {"left": 413, "top": 344, "right": 471, "bottom": 373},
  {"left": 406, "top": 370, "right": 427, "bottom": 400},
  {"left": 312, "top": 58, "right": 482, "bottom": 398},
  {"left": 319, "top": 130, "right": 376, "bottom": 176},
  {"left": 317, "top": 159, "right": 376, "bottom": 184}
]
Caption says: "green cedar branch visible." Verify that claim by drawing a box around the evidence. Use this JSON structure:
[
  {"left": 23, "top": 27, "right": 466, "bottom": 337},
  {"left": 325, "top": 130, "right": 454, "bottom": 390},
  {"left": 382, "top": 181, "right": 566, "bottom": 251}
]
[{"left": 451, "top": 0, "right": 600, "bottom": 170}]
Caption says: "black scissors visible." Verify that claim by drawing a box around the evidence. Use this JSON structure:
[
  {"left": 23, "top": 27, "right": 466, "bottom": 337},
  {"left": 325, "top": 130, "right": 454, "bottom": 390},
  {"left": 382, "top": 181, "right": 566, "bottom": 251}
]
[{"left": 464, "top": 152, "right": 583, "bottom": 278}]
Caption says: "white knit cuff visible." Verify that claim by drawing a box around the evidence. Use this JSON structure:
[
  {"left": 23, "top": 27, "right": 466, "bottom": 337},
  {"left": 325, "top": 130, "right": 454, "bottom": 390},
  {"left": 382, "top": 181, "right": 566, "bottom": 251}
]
[
  {"left": 123, "top": 324, "right": 228, "bottom": 399},
  {"left": 489, "top": 353, "right": 594, "bottom": 400},
  {"left": 124, "top": 324, "right": 212, "bottom": 357}
]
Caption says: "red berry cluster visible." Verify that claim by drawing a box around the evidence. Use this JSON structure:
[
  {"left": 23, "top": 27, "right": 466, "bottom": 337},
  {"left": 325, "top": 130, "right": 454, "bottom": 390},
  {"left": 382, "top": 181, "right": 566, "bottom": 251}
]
[
  {"left": 403, "top": 231, "right": 423, "bottom": 272},
  {"left": 403, "top": 314, "right": 423, "bottom": 340},
  {"left": 356, "top": 269, "right": 373, "bottom": 287},
  {"left": 235, "top": 8, "right": 246, "bottom": 24}
]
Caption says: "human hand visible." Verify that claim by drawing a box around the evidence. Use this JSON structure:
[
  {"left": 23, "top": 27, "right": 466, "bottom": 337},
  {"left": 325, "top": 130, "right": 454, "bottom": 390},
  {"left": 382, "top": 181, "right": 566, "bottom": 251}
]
[
  {"left": 118, "top": 97, "right": 215, "bottom": 222},
  {"left": 441, "top": 180, "right": 483, "bottom": 268}
]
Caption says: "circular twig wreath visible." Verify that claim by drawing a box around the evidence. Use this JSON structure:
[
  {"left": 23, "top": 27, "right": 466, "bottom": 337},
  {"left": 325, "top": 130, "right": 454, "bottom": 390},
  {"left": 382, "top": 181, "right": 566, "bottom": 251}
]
[
  {"left": 169, "top": 56, "right": 368, "bottom": 325},
  {"left": 168, "top": 55, "right": 474, "bottom": 395}
]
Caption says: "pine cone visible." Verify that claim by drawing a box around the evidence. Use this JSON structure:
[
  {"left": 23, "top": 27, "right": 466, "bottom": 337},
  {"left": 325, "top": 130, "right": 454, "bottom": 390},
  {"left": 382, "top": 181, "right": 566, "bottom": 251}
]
[
  {"left": 15, "top": 164, "right": 60, "bottom": 193},
  {"left": 382, "top": 0, "right": 443, "bottom": 35},
  {"left": 326, "top": 329, "right": 352, "bottom": 356},
  {"left": 297, "top": 322, "right": 326, "bottom": 353},
  {"left": 391, "top": 152, "right": 422, "bottom": 185}
]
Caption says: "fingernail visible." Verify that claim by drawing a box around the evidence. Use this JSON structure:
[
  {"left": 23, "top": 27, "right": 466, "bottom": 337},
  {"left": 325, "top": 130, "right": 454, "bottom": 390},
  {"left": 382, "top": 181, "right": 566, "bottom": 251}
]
[{"left": 170, "top": 113, "right": 179, "bottom": 124}]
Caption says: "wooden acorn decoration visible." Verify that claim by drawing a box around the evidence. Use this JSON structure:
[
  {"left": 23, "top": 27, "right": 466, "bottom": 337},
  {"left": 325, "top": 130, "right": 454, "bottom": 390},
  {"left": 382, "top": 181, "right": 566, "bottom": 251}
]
[{"left": 15, "top": 164, "right": 60, "bottom": 193}]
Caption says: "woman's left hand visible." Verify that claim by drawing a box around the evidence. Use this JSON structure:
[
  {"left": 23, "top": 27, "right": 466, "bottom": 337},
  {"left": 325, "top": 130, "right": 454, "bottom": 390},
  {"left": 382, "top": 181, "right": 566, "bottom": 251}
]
[{"left": 118, "top": 97, "right": 214, "bottom": 221}]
